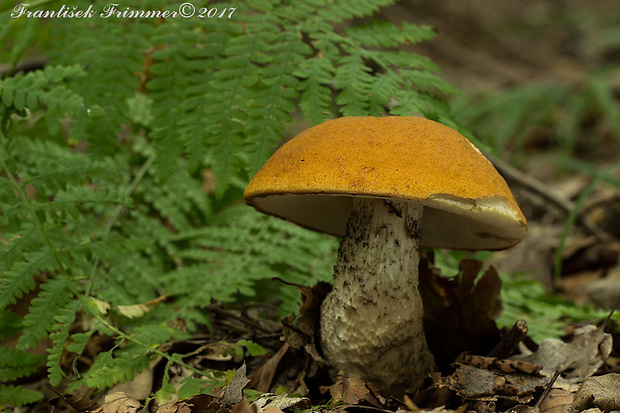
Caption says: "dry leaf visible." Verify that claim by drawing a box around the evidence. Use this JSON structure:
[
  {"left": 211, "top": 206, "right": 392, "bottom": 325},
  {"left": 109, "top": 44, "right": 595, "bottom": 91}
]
[
  {"left": 232, "top": 399, "right": 257, "bottom": 413},
  {"left": 572, "top": 373, "right": 620, "bottom": 412},
  {"left": 262, "top": 407, "right": 285, "bottom": 413},
  {"left": 252, "top": 393, "right": 311, "bottom": 412},
  {"left": 222, "top": 362, "right": 251, "bottom": 406},
  {"left": 329, "top": 374, "right": 370, "bottom": 405},
  {"left": 538, "top": 389, "right": 574, "bottom": 413},
  {"left": 515, "top": 325, "right": 611, "bottom": 380},
  {"left": 436, "top": 363, "right": 549, "bottom": 403},
  {"left": 457, "top": 354, "right": 542, "bottom": 375},
  {"left": 250, "top": 343, "right": 290, "bottom": 392},
  {"left": 419, "top": 258, "right": 502, "bottom": 367},
  {"left": 90, "top": 392, "right": 141, "bottom": 413},
  {"left": 158, "top": 394, "right": 224, "bottom": 413}
]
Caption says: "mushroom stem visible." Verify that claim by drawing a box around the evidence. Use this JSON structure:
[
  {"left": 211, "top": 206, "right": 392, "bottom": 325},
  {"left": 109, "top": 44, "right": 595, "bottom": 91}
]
[{"left": 320, "top": 197, "right": 435, "bottom": 393}]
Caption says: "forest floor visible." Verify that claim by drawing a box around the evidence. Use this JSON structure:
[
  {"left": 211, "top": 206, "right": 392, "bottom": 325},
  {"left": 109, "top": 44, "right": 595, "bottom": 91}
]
[{"left": 20, "top": 1, "right": 620, "bottom": 412}]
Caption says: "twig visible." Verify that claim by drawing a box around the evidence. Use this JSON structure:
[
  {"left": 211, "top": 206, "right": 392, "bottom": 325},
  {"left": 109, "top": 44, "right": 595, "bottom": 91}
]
[
  {"left": 207, "top": 302, "right": 280, "bottom": 335},
  {"left": 487, "top": 319, "right": 528, "bottom": 359},
  {"left": 488, "top": 153, "right": 611, "bottom": 242},
  {"left": 0, "top": 57, "right": 48, "bottom": 79}
]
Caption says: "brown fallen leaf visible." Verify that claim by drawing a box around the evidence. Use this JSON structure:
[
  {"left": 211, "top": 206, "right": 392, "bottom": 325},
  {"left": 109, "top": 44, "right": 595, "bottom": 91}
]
[
  {"left": 262, "top": 407, "right": 284, "bottom": 413},
  {"left": 572, "top": 373, "right": 620, "bottom": 413},
  {"left": 515, "top": 324, "right": 612, "bottom": 380},
  {"left": 419, "top": 257, "right": 502, "bottom": 368},
  {"left": 538, "top": 389, "right": 574, "bottom": 413},
  {"left": 436, "top": 363, "right": 549, "bottom": 403},
  {"left": 330, "top": 374, "right": 371, "bottom": 405},
  {"left": 222, "top": 362, "right": 251, "bottom": 406},
  {"left": 232, "top": 399, "right": 258, "bottom": 413},
  {"left": 457, "top": 353, "right": 542, "bottom": 375},
  {"left": 251, "top": 393, "right": 311, "bottom": 412},
  {"left": 89, "top": 392, "right": 141, "bottom": 413},
  {"left": 250, "top": 343, "right": 290, "bottom": 392},
  {"left": 158, "top": 393, "right": 226, "bottom": 413}
]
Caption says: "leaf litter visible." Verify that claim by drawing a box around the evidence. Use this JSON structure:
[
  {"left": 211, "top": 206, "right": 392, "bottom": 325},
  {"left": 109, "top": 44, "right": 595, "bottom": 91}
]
[{"left": 62, "top": 254, "right": 617, "bottom": 413}]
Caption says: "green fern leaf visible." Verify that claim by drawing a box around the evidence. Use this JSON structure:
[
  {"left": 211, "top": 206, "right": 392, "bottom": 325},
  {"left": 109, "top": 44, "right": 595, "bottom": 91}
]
[
  {"left": 0, "top": 384, "right": 43, "bottom": 407},
  {"left": 46, "top": 300, "right": 80, "bottom": 386},
  {"left": 401, "top": 70, "right": 460, "bottom": 95},
  {"left": 0, "top": 346, "right": 45, "bottom": 381},
  {"left": 47, "top": 331, "right": 67, "bottom": 386},
  {"left": 84, "top": 350, "right": 152, "bottom": 389},
  {"left": 297, "top": 56, "right": 336, "bottom": 125},
  {"left": 0, "top": 249, "right": 57, "bottom": 310},
  {"left": 346, "top": 21, "right": 436, "bottom": 48},
  {"left": 317, "top": 0, "right": 397, "bottom": 22},
  {"left": 0, "top": 225, "right": 43, "bottom": 273},
  {"left": 177, "top": 375, "right": 211, "bottom": 400},
  {"left": 335, "top": 54, "right": 374, "bottom": 115},
  {"left": 130, "top": 324, "right": 175, "bottom": 348},
  {"left": 17, "top": 276, "right": 73, "bottom": 350},
  {"left": 0, "top": 311, "right": 22, "bottom": 340},
  {"left": 367, "top": 72, "right": 399, "bottom": 116}
]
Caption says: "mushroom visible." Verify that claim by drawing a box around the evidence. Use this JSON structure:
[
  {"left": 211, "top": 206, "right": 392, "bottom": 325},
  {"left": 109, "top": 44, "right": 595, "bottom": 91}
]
[{"left": 244, "top": 116, "right": 527, "bottom": 394}]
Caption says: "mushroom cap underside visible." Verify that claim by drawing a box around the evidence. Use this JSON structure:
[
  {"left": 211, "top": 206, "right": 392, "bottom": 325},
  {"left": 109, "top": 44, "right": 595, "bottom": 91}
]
[{"left": 244, "top": 116, "right": 527, "bottom": 250}]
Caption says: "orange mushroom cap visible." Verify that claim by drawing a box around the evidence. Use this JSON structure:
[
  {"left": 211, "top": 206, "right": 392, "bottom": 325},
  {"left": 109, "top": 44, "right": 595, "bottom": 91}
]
[{"left": 244, "top": 116, "right": 527, "bottom": 250}]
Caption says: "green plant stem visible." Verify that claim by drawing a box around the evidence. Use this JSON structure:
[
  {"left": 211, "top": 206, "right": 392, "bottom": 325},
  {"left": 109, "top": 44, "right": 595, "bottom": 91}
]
[{"left": 87, "top": 306, "right": 212, "bottom": 380}]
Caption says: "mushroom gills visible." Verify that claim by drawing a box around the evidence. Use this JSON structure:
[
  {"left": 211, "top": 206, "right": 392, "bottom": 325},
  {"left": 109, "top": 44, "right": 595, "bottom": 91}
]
[{"left": 320, "top": 196, "right": 435, "bottom": 393}]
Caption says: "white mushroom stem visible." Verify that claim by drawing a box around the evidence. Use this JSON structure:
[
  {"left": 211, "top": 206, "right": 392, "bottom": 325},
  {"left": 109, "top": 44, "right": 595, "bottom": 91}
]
[{"left": 320, "top": 197, "right": 435, "bottom": 393}]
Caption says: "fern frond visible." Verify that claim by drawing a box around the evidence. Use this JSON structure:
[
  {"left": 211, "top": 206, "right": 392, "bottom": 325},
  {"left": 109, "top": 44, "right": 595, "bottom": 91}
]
[
  {"left": 346, "top": 21, "right": 436, "bottom": 48},
  {"left": 317, "top": 0, "right": 398, "bottom": 22},
  {"left": 334, "top": 54, "right": 374, "bottom": 116},
  {"left": 18, "top": 276, "right": 73, "bottom": 350},
  {"left": 0, "top": 311, "right": 22, "bottom": 340},
  {"left": 245, "top": 28, "right": 309, "bottom": 175},
  {"left": 367, "top": 72, "right": 399, "bottom": 116},
  {"left": 46, "top": 333, "right": 67, "bottom": 387},
  {"left": 297, "top": 56, "right": 336, "bottom": 125},
  {"left": 148, "top": 28, "right": 187, "bottom": 181},
  {"left": 46, "top": 16, "right": 153, "bottom": 155},
  {"left": 46, "top": 300, "right": 80, "bottom": 386},
  {"left": 0, "top": 384, "right": 42, "bottom": 408},
  {"left": 0, "top": 249, "right": 57, "bottom": 310},
  {"left": 0, "top": 346, "right": 45, "bottom": 382},
  {"left": 0, "top": 225, "right": 43, "bottom": 273},
  {"left": 177, "top": 23, "right": 229, "bottom": 172},
  {"left": 83, "top": 349, "right": 153, "bottom": 389},
  {"left": 400, "top": 70, "right": 461, "bottom": 95}
]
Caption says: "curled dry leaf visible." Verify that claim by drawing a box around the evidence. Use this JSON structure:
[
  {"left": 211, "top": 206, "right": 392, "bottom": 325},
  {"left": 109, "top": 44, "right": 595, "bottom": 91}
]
[
  {"left": 572, "top": 373, "right": 620, "bottom": 413},
  {"left": 329, "top": 374, "right": 371, "bottom": 405},
  {"left": 222, "top": 362, "right": 251, "bottom": 407},
  {"left": 436, "top": 360, "right": 549, "bottom": 403},
  {"left": 456, "top": 354, "right": 542, "bottom": 375},
  {"left": 515, "top": 325, "right": 612, "bottom": 380}
]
